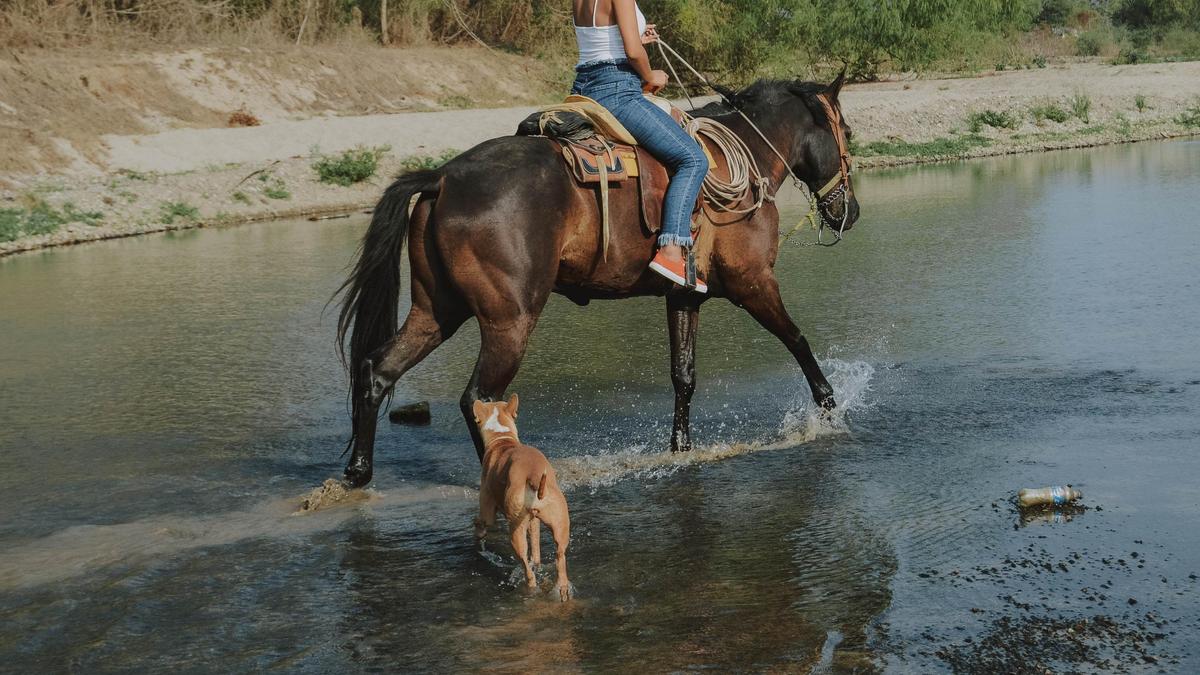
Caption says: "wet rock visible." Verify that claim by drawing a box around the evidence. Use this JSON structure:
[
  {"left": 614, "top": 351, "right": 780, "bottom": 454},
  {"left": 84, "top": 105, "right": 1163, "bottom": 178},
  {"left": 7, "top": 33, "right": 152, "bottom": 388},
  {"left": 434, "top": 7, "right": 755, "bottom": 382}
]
[
  {"left": 296, "top": 478, "right": 371, "bottom": 513},
  {"left": 389, "top": 400, "right": 431, "bottom": 425}
]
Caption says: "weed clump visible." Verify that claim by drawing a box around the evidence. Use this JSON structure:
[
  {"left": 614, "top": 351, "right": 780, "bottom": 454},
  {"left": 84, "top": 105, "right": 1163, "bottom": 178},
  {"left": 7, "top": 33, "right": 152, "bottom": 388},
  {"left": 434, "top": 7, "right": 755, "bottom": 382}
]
[
  {"left": 1176, "top": 101, "right": 1200, "bottom": 128},
  {"left": 968, "top": 110, "right": 1019, "bottom": 133},
  {"left": 228, "top": 108, "right": 261, "bottom": 127},
  {"left": 0, "top": 199, "right": 103, "bottom": 242},
  {"left": 1030, "top": 103, "right": 1070, "bottom": 125},
  {"left": 1070, "top": 92, "right": 1093, "bottom": 123},
  {"left": 312, "top": 145, "right": 390, "bottom": 186},
  {"left": 159, "top": 201, "right": 199, "bottom": 225},
  {"left": 400, "top": 149, "right": 460, "bottom": 172}
]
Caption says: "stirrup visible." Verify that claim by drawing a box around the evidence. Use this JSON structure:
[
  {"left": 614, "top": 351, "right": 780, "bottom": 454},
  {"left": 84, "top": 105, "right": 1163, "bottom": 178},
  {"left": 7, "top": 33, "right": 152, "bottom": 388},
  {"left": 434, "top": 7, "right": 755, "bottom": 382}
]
[{"left": 684, "top": 247, "right": 698, "bottom": 290}]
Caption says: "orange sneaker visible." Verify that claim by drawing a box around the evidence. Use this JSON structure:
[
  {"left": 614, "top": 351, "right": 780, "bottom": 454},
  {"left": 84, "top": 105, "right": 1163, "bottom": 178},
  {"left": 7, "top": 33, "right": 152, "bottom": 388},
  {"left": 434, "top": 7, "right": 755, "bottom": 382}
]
[{"left": 649, "top": 249, "right": 708, "bottom": 293}]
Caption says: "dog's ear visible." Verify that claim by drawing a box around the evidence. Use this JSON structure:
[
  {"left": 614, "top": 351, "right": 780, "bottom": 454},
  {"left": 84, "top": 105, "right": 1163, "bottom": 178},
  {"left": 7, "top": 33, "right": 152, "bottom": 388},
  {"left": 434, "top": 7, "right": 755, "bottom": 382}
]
[
  {"left": 472, "top": 399, "right": 486, "bottom": 423},
  {"left": 506, "top": 393, "right": 519, "bottom": 417}
]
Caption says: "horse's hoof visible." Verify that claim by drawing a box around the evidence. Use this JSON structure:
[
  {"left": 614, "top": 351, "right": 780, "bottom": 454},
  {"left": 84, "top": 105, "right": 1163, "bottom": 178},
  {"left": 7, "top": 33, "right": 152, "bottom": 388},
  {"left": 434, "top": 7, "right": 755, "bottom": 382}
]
[
  {"left": 557, "top": 583, "right": 573, "bottom": 602},
  {"left": 819, "top": 395, "right": 837, "bottom": 411},
  {"left": 342, "top": 464, "right": 373, "bottom": 489}
]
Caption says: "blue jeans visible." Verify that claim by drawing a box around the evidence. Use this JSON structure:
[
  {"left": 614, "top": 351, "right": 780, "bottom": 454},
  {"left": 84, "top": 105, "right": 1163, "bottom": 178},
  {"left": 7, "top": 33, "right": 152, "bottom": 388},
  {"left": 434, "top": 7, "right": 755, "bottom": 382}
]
[{"left": 571, "top": 60, "right": 707, "bottom": 248}]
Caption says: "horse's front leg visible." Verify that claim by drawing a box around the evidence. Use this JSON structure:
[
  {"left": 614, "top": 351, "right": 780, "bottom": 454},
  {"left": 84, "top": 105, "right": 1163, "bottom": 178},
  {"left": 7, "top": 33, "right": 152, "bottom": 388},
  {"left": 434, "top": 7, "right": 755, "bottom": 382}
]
[
  {"left": 727, "top": 274, "right": 836, "bottom": 410},
  {"left": 667, "top": 294, "right": 703, "bottom": 452}
]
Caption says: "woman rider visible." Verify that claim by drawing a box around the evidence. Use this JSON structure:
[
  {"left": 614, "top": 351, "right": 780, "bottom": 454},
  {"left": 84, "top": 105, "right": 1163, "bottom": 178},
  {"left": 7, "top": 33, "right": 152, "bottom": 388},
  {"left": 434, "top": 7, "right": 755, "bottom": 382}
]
[{"left": 572, "top": 0, "right": 709, "bottom": 293}]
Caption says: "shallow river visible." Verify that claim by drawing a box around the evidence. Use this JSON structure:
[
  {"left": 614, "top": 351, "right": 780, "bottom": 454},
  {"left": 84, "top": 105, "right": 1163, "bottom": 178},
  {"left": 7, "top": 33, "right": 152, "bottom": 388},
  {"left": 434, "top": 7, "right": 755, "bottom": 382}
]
[{"left": 2, "top": 140, "right": 1199, "bottom": 672}]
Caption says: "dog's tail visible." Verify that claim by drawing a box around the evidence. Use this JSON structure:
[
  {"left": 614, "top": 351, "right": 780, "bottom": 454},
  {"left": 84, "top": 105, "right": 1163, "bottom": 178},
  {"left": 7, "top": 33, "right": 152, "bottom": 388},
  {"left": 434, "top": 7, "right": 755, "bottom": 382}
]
[{"left": 528, "top": 472, "right": 548, "bottom": 501}]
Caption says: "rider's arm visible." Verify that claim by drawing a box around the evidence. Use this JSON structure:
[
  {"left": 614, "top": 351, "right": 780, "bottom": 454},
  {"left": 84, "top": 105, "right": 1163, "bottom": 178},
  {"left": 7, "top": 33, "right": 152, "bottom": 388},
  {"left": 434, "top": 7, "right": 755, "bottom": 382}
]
[{"left": 614, "top": 0, "right": 652, "bottom": 81}]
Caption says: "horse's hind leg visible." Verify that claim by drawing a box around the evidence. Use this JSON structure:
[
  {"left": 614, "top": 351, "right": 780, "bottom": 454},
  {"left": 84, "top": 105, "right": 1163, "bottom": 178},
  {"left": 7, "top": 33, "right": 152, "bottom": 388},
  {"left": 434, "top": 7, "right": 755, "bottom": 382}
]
[
  {"left": 459, "top": 315, "right": 540, "bottom": 461},
  {"left": 727, "top": 274, "right": 836, "bottom": 410},
  {"left": 344, "top": 291, "right": 468, "bottom": 487}
]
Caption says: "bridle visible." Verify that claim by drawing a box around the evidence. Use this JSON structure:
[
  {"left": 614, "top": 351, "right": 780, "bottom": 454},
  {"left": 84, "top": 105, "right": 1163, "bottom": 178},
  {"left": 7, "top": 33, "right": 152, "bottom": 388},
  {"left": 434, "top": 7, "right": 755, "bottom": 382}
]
[
  {"left": 655, "top": 38, "right": 854, "bottom": 247},
  {"left": 809, "top": 92, "right": 853, "bottom": 246}
]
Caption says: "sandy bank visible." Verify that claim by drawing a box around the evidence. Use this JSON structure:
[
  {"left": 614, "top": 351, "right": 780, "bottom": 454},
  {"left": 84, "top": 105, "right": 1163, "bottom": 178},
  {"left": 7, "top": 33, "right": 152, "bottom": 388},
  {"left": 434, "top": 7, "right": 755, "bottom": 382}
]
[{"left": 2, "top": 56, "right": 1198, "bottom": 257}]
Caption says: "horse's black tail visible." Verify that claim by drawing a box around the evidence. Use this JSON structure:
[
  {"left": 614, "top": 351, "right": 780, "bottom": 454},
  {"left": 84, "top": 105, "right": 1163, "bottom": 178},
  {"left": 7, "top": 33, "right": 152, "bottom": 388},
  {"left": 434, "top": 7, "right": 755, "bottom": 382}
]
[{"left": 335, "top": 169, "right": 442, "bottom": 437}]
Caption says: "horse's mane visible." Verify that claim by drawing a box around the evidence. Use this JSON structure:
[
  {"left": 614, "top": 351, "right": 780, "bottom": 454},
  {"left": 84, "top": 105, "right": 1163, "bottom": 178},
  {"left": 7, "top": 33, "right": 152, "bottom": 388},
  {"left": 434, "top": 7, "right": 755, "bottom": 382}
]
[{"left": 695, "top": 79, "right": 830, "bottom": 125}]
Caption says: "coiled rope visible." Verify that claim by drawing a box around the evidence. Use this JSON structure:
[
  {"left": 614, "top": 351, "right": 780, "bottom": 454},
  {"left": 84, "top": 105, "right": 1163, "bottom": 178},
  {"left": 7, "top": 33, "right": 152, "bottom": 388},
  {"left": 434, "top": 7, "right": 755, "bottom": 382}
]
[{"left": 681, "top": 114, "right": 772, "bottom": 214}]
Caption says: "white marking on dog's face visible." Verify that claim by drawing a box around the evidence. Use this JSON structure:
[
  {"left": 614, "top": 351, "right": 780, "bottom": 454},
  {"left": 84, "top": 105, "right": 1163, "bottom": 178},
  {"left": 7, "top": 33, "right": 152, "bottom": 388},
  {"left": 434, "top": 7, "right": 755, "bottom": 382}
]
[{"left": 482, "top": 407, "right": 511, "bottom": 434}]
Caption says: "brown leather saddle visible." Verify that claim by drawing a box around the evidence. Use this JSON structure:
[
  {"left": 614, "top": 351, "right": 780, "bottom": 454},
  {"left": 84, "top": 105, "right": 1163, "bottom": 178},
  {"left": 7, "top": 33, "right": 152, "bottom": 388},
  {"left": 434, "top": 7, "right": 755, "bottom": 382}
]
[{"left": 515, "top": 96, "right": 714, "bottom": 254}]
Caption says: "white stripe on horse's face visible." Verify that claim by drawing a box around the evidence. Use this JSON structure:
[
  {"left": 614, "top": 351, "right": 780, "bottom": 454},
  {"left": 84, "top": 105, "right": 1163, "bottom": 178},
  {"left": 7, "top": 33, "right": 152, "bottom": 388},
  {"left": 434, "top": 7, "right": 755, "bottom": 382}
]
[{"left": 483, "top": 407, "right": 511, "bottom": 434}]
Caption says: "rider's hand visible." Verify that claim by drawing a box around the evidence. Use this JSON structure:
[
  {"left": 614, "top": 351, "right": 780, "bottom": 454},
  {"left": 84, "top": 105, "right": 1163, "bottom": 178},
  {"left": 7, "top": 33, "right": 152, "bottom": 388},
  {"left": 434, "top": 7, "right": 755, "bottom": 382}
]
[
  {"left": 641, "top": 24, "right": 659, "bottom": 44},
  {"left": 643, "top": 69, "right": 669, "bottom": 94}
]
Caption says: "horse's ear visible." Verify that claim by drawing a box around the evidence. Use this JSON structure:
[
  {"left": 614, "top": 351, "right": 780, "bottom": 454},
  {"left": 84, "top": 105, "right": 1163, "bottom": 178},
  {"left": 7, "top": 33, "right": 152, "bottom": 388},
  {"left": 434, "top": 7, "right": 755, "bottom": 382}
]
[
  {"left": 507, "top": 393, "right": 519, "bottom": 417},
  {"left": 712, "top": 83, "right": 740, "bottom": 107},
  {"left": 827, "top": 68, "right": 846, "bottom": 100},
  {"left": 472, "top": 399, "right": 486, "bottom": 422}
]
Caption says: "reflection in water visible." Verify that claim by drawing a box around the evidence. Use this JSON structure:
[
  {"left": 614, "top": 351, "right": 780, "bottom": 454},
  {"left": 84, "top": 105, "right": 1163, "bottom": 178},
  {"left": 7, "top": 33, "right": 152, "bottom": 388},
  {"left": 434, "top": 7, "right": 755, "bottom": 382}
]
[{"left": 2, "top": 141, "right": 1199, "bottom": 671}]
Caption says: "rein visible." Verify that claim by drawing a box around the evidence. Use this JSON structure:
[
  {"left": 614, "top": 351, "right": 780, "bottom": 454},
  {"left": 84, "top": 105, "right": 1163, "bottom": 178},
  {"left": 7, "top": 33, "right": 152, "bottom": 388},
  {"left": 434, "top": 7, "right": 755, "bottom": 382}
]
[{"left": 655, "top": 38, "right": 853, "bottom": 247}]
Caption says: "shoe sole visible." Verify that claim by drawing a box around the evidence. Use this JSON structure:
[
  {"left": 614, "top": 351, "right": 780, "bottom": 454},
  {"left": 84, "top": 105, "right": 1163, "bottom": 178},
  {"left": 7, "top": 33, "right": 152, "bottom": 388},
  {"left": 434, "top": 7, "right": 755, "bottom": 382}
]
[{"left": 649, "top": 260, "right": 708, "bottom": 294}]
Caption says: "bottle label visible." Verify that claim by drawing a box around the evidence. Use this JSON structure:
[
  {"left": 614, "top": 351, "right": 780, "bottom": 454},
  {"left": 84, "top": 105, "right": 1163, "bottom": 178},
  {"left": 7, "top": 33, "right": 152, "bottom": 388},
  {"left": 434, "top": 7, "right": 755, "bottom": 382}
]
[{"left": 1051, "top": 486, "right": 1067, "bottom": 505}]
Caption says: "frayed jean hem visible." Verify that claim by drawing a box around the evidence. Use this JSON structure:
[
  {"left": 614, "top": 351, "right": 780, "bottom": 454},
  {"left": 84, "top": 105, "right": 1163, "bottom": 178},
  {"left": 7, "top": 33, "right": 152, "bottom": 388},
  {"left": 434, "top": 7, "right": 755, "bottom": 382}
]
[{"left": 657, "top": 232, "right": 694, "bottom": 247}]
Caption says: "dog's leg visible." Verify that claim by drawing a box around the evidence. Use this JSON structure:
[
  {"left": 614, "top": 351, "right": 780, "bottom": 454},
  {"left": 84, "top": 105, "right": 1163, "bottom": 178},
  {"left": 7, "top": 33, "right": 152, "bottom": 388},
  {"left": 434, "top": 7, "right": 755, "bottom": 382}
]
[
  {"left": 548, "top": 516, "right": 571, "bottom": 602},
  {"left": 510, "top": 518, "right": 536, "bottom": 589},
  {"left": 529, "top": 517, "right": 542, "bottom": 567},
  {"left": 475, "top": 485, "right": 496, "bottom": 546}
]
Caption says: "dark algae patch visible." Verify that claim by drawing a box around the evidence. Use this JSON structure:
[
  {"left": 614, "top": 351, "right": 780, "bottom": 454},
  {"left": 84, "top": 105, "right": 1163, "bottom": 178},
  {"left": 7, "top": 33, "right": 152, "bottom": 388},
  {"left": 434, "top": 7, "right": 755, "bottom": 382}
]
[{"left": 936, "top": 614, "right": 1169, "bottom": 674}]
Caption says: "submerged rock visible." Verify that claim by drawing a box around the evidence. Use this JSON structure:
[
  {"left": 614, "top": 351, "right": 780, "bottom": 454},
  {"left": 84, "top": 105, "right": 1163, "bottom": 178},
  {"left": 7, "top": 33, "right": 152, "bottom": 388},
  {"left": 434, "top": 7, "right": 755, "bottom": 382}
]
[{"left": 389, "top": 401, "right": 431, "bottom": 425}]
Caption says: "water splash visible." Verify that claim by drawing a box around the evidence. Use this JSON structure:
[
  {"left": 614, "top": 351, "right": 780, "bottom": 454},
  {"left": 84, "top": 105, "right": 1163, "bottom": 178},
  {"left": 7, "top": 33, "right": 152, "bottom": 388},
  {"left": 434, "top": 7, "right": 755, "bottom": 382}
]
[
  {"left": 0, "top": 483, "right": 473, "bottom": 590},
  {"left": 555, "top": 359, "right": 875, "bottom": 491}
]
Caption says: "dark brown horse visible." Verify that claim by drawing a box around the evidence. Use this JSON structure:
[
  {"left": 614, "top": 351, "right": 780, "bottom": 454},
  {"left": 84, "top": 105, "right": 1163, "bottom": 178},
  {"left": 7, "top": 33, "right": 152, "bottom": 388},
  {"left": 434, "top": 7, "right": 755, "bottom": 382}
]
[{"left": 336, "top": 75, "right": 860, "bottom": 487}]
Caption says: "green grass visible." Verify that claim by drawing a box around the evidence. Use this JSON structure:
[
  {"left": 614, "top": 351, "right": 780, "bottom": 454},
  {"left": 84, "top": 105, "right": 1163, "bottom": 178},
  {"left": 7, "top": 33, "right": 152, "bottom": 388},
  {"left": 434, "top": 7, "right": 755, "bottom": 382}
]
[
  {"left": 231, "top": 191, "right": 251, "bottom": 204},
  {"left": 967, "top": 109, "right": 1019, "bottom": 133},
  {"left": 1175, "top": 101, "right": 1200, "bottom": 128},
  {"left": 1069, "top": 93, "right": 1093, "bottom": 124},
  {"left": 159, "top": 201, "right": 199, "bottom": 225},
  {"left": 312, "top": 145, "right": 391, "bottom": 186},
  {"left": 400, "top": 149, "right": 460, "bottom": 172},
  {"left": 256, "top": 172, "right": 291, "bottom": 200},
  {"left": 1135, "top": 94, "right": 1149, "bottom": 113},
  {"left": 853, "top": 134, "right": 992, "bottom": 158},
  {"left": 1113, "top": 112, "right": 1132, "bottom": 137},
  {"left": 0, "top": 199, "right": 104, "bottom": 242},
  {"left": 1030, "top": 103, "right": 1070, "bottom": 125}
]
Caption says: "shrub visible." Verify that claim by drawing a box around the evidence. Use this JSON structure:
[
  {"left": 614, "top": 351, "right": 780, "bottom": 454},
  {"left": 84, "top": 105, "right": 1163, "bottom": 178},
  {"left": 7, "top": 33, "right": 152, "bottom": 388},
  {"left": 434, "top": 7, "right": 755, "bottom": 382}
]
[
  {"left": 967, "top": 109, "right": 1020, "bottom": 132},
  {"left": 1076, "top": 30, "right": 1107, "bottom": 55},
  {"left": 312, "top": 145, "right": 390, "bottom": 186},
  {"left": 1112, "top": 46, "right": 1147, "bottom": 63},
  {"left": 1134, "top": 94, "right": 1148, "bottom": 112},
  {"left": 1176, "top": 101, "right": 1200, "bottom": 127},
  {"left": 1069, "top": 92, "right": 1093, "bottom": 123}
]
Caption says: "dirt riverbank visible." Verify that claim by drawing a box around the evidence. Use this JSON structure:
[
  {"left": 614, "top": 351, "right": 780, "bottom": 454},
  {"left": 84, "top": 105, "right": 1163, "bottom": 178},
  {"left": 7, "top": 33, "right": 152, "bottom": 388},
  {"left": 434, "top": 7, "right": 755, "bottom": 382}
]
[{"left": 1, "top": 49, "right": 1198, "bottom": 257}]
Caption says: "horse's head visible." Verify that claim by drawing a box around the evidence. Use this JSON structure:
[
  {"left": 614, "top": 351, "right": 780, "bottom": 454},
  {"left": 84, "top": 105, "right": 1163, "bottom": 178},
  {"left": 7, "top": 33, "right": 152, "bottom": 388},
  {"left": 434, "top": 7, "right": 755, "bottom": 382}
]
[
  {"left": 718, "top": 74, "right": 860, "bottom": 234},
  {"left": 792, "top": 72, "right": 859, "bottom": 233}
]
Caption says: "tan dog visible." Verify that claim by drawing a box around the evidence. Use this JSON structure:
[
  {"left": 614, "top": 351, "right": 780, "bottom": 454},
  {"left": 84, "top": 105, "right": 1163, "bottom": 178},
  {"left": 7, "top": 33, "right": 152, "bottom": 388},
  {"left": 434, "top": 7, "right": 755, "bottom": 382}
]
[{"left": 472, "top": 395, "right": 572, "bottom": 601}]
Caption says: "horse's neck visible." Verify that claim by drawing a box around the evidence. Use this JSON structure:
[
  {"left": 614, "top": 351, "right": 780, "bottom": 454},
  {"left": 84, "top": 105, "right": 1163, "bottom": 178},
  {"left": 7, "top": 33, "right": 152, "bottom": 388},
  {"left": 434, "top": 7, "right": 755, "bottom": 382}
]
[{"left": 709, "top": 110, "right": 796, "bottom": 190}]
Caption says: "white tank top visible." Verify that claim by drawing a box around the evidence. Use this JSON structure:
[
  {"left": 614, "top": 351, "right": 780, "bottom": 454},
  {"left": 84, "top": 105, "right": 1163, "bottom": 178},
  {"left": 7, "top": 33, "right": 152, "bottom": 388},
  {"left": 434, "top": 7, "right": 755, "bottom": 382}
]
[{"left": 575, "top": 1, "right": 647, "bottom": 67}]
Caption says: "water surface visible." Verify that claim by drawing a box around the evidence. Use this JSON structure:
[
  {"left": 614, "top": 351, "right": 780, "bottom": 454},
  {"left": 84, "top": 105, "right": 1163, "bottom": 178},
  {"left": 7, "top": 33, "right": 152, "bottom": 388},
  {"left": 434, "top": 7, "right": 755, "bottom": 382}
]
[{"left": 2, "top": 140, "right": 1198, "bottom": 672}]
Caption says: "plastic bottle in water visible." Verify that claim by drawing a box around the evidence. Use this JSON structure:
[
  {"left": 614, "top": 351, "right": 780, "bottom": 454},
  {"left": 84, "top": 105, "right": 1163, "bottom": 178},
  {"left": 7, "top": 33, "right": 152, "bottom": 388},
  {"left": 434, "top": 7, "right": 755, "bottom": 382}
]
[{"left": 1018, "top": 485, "right": 1082, "bottom": 508}]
